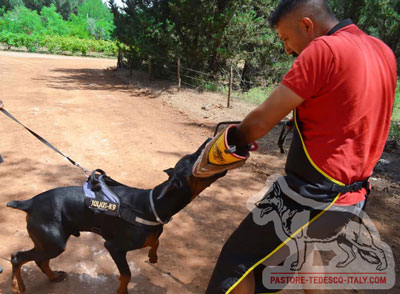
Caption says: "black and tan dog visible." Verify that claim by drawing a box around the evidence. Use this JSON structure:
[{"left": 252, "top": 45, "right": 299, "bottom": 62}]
[{"left": 7, "top": 140, "right": 225, "bottom": 294}]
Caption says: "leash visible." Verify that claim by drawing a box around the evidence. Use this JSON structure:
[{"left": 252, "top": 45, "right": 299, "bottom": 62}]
[{"left": 1, "top": 108, "right": 91, "bottom": 176}]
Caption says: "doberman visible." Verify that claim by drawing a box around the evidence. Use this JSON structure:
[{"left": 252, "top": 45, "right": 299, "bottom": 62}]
[{"left": 7, "top": 140, "right": 226, "bottom": 294}]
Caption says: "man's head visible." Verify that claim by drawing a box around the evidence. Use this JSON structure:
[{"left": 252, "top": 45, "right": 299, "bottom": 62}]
[{"left": 269, "top": 0, "right": 338, "bottom": 56}]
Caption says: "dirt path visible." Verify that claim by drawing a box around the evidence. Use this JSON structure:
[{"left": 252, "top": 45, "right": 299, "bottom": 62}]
[{"left": 0, "top": 51, "right": 399, "bottom": 294}]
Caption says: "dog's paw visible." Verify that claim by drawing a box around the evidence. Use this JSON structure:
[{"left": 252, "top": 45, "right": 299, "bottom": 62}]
[
  {"left": 11, "top": 281, "right": 19, "bottom": 294},
  {"left": 376, "top": 263, "right": 387, "bottom": 271},
  {"left": 290, "top": 261, "right": 301, "bottom": 271},
  {"left": 117, "top": 287, "right": 129, "bottom": 294},
  {"left": 148, "top": 255, "right": 158, "bottom": 264},
  {"left": 50, "top": 271, "right": 67, "bottom": 282},
  {"left": 11, "top": 279, "right": 25, "bottom": 294},
  {"left": 11, "top": 275, "right": 25, "bottom": 293},
  {"left": 336, "top": 261, "right": 347, "bottom": 268}
]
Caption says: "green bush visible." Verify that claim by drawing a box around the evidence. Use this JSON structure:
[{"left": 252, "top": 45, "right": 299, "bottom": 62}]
[
  {"left": 0, "top": 30, "right": 118, "bottom": 56},
  {"left": 238, "top": 86, "right": 275, "bottom": 105},
  {"left": 392, "top": 81, "right": 400, "bottom": 121},
  {"left": 22, "top": 34, "right": 39, "bottom": 52}
]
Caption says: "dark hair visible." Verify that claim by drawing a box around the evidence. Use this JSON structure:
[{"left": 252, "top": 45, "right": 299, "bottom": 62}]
[{"left": 268, "top": 0, "right": 335, "bottom": 28}]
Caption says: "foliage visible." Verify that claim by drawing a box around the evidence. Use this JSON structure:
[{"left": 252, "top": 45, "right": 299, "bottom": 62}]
[
  {"left": 40, "top": 4, "right": 70, "bottom": 36},
  {"left": 389, "top": 121, "right": 400, "bottom": 140},
  {"left": 393, "top": 80, "right": 400, "bottom": 121},
  {"left": 0, "top": 5, "right": 43, "bottom": 34},
  {"left": 75, "top": 0, "right": 115, "bottom": 40},
  {"left": 0, "top": 0, "right": 115, "bottom": 39},
  {"left": 110, "top": 0, "right": 291, "bottom": 85},
  {"left": 1, "top": 1, "right": 398, "bottom": 90},
  {"left": 0, "top": 0, "right": 116, "bottom": 56},
  {"left": 237, "top": 86, "right": 274, "bottom": 105},
  {"left": 388, "top": 80, "right": 399, "bottom": 139},
  {"left": 0, "top": 31, "right": 118, "bottom": 55},
  {"left": 0, "top": 0, "right": 85, "bottom": 20},
  {"left": 110, "top": 0, "right": 399, "bottom": 90}
]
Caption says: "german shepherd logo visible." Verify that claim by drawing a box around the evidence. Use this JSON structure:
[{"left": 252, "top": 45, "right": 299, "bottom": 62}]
[{"left": 251, "top": 177, "right": 388, "bottom": 272}]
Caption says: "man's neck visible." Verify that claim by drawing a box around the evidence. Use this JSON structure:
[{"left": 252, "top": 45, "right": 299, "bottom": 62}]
[{"left": 322, "top": 19, "right": 340, "bottom": 35}]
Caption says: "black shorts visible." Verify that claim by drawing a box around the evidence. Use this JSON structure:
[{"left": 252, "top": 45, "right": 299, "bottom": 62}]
[{"left": 206, "top": 176, "right": 365, "bottom": 294}]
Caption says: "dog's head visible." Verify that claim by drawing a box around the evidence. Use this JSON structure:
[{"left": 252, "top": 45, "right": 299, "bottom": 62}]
[
  {"left": 163, "top": 139, "right": 227, "bottom": 201},
  {"left": 153, "top": 140, "right": 227, "bottom": 220},
  {"left": 256, "top": 183, "right": 285, "bottom": 218}
]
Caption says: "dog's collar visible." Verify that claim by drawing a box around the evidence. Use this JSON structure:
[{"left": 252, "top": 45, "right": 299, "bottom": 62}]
[
  {"left": 134, "top": 215, "right": 160, "bottom": 226},
  {"left": 149, "top": 189, "right": 172, "bottom": 225}
]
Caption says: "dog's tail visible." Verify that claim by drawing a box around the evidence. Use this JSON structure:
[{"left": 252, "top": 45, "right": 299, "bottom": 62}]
[
  {"left": 358, "top": 249, "right": 380, "bottom": 264},
  {"left": 7, "top": 199, "right": 32, "bottom": 212}
]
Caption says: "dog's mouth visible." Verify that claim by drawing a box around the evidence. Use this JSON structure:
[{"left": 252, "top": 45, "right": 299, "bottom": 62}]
[
  {"left": 163, "top": 140, "right": 228, "bottom": 200},
  {"left": 256, "top": 201, "right": 274, "bottom": 216}
]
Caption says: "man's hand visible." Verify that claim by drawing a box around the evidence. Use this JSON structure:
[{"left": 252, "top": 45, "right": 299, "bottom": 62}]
[{"left": 208, "top": 125, "right": 257, "bottom": 165}]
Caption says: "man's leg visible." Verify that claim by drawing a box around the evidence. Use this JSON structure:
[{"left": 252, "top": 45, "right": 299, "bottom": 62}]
[
  {"left": 206, "top": 211, "right": 290, "bottom": 294},
  {"left": 303, "top": 249, "right": 326, "bottom": 294},
  {"left": 230, "top": 271, "right": 255, "bottom": 294}
]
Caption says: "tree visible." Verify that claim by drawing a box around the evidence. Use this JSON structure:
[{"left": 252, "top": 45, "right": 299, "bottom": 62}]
[
  {"left": 0, "top": 5, "right": 43, "bottom": 34},
  {"left": 110, "top": 0, "right": 399, "bottom": 87},
  {"left": 40, "top": 3, "right": 70, "bottom": 35},
  {"left": 0, "top": 0, "right": 24, "bottom": 12},
  {"left": 74, "top": 0, "right": 115, "bottom": 39},
  {"left": 23, "top": 0, "right": 84, "bottom": 20}
]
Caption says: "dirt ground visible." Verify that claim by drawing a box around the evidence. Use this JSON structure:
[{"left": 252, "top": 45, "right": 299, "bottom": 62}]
[{"left": 0, "top": 51, "right": 399, "bottom": 294}]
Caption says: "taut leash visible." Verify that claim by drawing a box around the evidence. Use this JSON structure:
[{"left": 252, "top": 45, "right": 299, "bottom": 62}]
[{"left": 1, "top": 108, "right": 91, "bottom": 176}]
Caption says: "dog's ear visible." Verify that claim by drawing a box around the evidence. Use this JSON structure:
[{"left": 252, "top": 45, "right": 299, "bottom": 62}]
[
  {"left": 195, "top": 138, "right": 212, "bottom": 154},
  {"left": 163, "top": 168, "right": 175, "bottom": 177}
]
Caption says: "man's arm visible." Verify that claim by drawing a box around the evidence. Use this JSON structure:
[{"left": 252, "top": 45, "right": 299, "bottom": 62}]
[{"left": 233, "top": 84, "right": 304, "bottom": 146}]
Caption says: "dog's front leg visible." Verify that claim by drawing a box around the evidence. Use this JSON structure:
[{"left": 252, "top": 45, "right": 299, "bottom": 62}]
[
  {"left": 144, "top": 233, "right": 160, "bottom": 264},
  {"left": 291, "top": 238, "right": 307, "bottom": 271},
  {"left": 104, "top": 241, "right": 131, "bottom": 294},
  {"left": 148, "top": 239, "right": 159, "bottom": 264}
]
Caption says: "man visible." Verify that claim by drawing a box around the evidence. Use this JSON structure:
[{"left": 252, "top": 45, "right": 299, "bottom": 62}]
[{"left": 205, "top": 0, "right": 397, "bottom": 293}]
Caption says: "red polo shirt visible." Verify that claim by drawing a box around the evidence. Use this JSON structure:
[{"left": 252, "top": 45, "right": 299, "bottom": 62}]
[{"left": 282, "top": 24, "right": 397, "bottom": 205}]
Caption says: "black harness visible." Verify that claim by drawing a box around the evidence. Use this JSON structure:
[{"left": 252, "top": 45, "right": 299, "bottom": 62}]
[
  {"left": 83, "top": 169, "right": 163, "bottom": 227},
  {"left": 284, "top": 110, "right": 370, "bottom": 203}
]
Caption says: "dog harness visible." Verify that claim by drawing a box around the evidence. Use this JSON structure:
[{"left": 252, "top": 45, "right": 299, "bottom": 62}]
[{"left": 83, "top": 169, "right": 162, "bottom": 226}]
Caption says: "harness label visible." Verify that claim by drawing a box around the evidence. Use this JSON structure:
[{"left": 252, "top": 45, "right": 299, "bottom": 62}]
[{"left": 89, "top": 200, "right": 118, "bottom": 212}]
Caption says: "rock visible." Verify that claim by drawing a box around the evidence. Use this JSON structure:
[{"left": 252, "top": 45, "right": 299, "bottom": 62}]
[
  {"left": 202, "top": 104, "right": 210, "bottom": 110},
  {"left": 384, "top": 140, "right": 398, "bottom": 153},
  {"left": 374, "top": 158, "right": 391, "bottom": 173}
]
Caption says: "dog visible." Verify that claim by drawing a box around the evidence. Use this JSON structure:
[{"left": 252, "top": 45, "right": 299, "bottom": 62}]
[
  {"left": 7, "top": 140, "right": 225, "bottom": 294},
  {"left": 256, "top": 180, "right": 387, "bottom": 272}
]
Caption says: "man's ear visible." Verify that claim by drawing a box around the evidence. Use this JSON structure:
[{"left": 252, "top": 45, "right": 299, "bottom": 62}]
[{"left": 300, "top": 17, "right": 314, "bottom": 35}]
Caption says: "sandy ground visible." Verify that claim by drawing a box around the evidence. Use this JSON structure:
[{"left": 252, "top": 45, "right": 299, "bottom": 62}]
[{"left": 0, "top": 51, "right": 399, "bottom": 294}]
